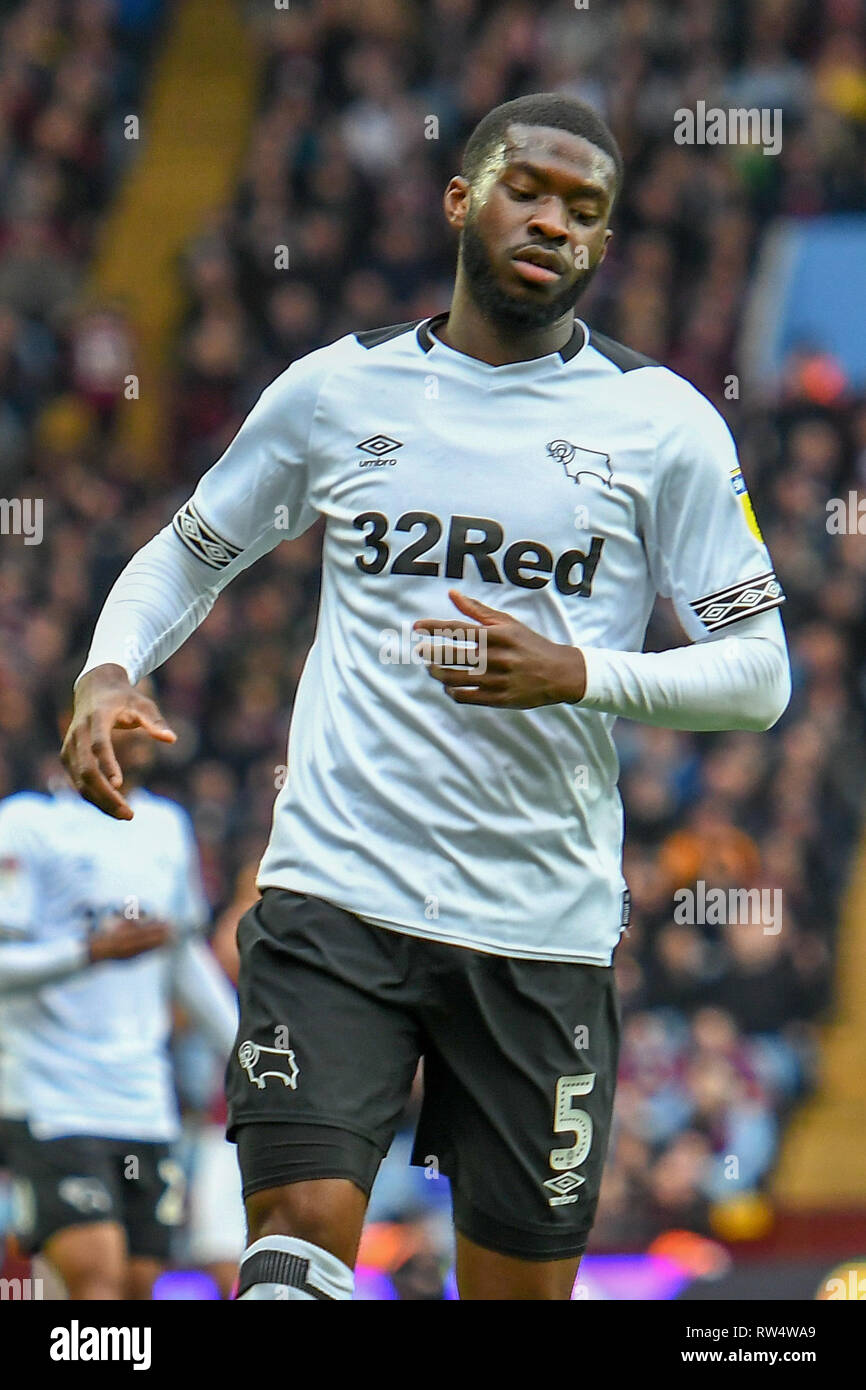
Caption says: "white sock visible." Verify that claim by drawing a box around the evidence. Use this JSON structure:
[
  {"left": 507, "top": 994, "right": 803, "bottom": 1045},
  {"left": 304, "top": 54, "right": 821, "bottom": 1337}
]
[{"left": 237, "top": 1235, "right": 354, "bottom": 1301}]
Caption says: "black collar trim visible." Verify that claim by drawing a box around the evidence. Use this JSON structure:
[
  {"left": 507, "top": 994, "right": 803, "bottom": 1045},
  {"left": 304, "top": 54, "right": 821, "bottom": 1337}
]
[
  {"left": 416, "top": 312, "right": 449, "bottom": 352},
  {"left": 416, "top": 312, "right": 586, "bottom": 363}
]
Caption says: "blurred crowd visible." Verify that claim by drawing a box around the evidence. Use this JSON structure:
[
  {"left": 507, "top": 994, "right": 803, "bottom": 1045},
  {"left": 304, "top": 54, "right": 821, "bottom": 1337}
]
[{"left": 2, "top": 0, "right": 866, "bottom": 1285}]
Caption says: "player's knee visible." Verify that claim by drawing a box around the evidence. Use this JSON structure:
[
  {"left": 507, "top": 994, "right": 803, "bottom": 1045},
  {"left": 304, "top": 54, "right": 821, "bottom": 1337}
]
[
  {"left": 67, "top": 1271, "right": 125, "bottom": 1299},
  {"left": 456, "top": 1232, "right": 581, "bottom": 1301},
  {"left": 45, "top": 1224, "right": 127, "bottom": 1299},
  {"left": 245, "top": 1180, "right": 345, "bottom": 1250}
]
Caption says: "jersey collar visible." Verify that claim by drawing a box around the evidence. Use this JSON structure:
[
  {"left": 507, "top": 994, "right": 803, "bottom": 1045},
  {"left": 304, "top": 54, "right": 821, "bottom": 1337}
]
[{"left": 415, "top": 311, "right": 587, "bottom": 369}]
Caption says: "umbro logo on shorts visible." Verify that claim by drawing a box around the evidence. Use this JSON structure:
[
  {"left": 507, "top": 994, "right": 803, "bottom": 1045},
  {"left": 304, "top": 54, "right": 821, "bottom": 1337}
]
[{"left": 543, "top": 1170, "right": 586, "bottom": 1206}]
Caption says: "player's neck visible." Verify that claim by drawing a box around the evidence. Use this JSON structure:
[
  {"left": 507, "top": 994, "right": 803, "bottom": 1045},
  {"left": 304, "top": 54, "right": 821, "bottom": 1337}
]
[{"left": 437, "top": 281, "right": 576, "bottom": 366}]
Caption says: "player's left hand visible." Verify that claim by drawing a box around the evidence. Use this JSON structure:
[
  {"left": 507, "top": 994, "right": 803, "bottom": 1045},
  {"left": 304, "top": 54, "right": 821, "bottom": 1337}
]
[{"left": 414, "top": 590, "right": 587, "bottom": 709}]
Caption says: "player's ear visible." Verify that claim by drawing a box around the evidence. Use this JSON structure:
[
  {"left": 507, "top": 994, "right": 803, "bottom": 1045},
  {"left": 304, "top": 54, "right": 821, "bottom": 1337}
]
[
  {"left": 444, "top": 176, "right": 470, "bottom": 232},
  {"left": 599, "top": 228, "right": 613, "bottom": 263}
]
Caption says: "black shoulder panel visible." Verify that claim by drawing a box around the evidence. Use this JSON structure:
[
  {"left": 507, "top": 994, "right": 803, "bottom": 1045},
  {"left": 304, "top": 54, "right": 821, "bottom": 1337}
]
[
  {"left": 354, "top": 319, "right": 424, "bottom": 349},
  {"left": 588, "top": 330, "right": 661, "bottom": 372}
]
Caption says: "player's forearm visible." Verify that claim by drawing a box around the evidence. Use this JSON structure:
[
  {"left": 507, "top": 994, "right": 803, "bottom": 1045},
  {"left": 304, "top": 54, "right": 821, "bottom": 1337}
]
[
  {"left": 577, "top": 618, "right": 791, "bottom": 732},
  {"left": 75, "top": 526, "right": 221, "bottom": 687},
  {"left": 0, "top": 936, "right": 90, "bottom": 996}
]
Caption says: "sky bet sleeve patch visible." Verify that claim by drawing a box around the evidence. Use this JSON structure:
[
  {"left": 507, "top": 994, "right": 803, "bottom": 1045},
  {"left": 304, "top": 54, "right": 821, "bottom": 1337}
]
[{"left": 730, "top": 465, "right": 765, "bottom": 543}]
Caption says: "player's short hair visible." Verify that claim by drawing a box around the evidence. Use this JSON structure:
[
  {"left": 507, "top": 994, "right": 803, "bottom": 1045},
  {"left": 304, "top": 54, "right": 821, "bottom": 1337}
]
[{"left": 461, "top": 92, "right": 624, "bottom": 203}]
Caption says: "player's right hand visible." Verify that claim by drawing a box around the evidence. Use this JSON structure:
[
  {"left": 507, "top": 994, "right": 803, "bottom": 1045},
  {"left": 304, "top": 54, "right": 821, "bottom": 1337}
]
[
  {"left": 87, "top": 918, "right": 173, "bottom": 963},
  {"left": 60, "top": 664, "right": 177, "bottom": 820}
]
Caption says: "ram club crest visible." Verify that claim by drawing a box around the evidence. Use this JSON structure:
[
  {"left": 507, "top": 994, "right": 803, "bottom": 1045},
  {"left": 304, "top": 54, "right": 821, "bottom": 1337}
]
[{"left": 547, "top": 439, "right": 613, "bottom": 489}]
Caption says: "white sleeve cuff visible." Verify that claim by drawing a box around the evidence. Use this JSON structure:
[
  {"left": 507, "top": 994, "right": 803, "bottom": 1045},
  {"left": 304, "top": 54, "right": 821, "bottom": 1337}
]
[{"left": 578, "top": 611, "right": 791, "bottom": 732}]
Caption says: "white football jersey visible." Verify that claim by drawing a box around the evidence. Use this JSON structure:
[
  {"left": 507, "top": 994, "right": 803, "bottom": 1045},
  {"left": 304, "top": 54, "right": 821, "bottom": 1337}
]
[
  {"left": 102, "top": 314, "right": 786, "bottom": 964},
  {"left": 0, "top": 784, "right": 209, "bottom": 1139}
]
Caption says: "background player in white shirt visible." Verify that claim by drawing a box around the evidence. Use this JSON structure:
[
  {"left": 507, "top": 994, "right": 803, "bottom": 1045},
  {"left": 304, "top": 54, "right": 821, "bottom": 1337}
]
[
  {"left": 60, "top": 94, "right": 790, "bottom": 1300},
  {"left": 0, "top": 696, "right": 238, "bottom": 1298}
]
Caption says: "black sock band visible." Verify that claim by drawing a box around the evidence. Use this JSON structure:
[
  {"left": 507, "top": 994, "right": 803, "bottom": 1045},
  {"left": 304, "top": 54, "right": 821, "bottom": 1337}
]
[{"left": 238, "top": 1247, "right": 337, "bottom": 1300}]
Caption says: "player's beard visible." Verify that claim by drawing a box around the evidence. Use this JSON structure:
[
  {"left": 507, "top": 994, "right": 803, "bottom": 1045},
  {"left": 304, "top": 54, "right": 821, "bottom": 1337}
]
[{"left": 459, "top": 218, "right": 601, "bottom": 333}]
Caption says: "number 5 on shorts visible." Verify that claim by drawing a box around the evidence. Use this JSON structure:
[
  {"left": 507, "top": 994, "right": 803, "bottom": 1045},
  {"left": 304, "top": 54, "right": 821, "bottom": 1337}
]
[{"left": 549, "top": 1073, "right": 595, "bottom": 1172}]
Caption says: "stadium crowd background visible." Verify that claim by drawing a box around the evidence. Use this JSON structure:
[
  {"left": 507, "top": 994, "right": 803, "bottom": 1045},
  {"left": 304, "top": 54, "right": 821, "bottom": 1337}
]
[{"left": 1, "top": 0, "right": 865, "bottom": 1293}]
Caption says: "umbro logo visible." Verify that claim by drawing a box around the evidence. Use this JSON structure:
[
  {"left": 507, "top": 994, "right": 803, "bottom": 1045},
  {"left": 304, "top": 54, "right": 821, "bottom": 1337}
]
[
  {"left": 356, "top": 434, "right": 403, "bottom": 469},
  {"left": 543, "top": 1169, "right": 585, "bottom": 1206},
  {"left": 357, "top": 434, "right": 403, "bottom": 456},
  {"left": 547, "top": 439, "right": 614, "bottom": 489}
]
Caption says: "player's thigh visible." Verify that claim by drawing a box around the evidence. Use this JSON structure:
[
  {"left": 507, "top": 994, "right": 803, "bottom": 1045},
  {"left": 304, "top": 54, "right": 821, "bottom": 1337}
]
[
  {"left": 456, "top": 1231, "right": 581, "bottom": 1300},
  {"left": 417, "top": 950, "right": 620, "bottom": 1292},
  {"left": 116, "top": 1141, "right": 184, "bottom": 1272},
  {"left": 227, "top": 890, "right": 423, "bottom": 1258}
]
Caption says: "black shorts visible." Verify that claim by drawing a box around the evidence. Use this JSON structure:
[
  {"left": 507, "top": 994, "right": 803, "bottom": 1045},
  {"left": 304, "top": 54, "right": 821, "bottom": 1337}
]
[
  {"left": 1, "top": 1120, "right": 185, "bottom": 1260},
  {"left": 226, "top": 889, "right": 621, "bottom": 1261}
]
